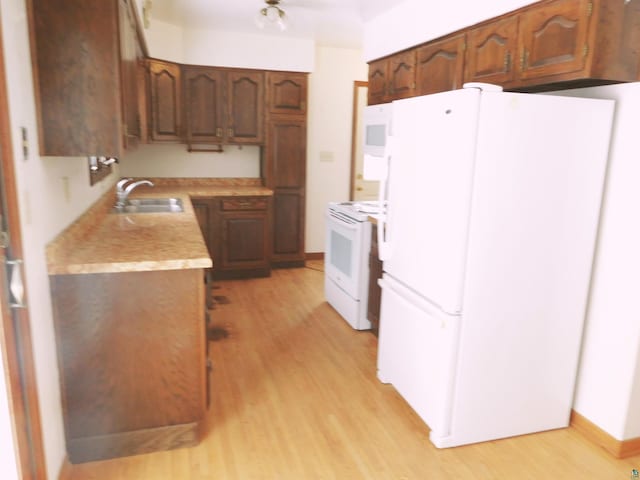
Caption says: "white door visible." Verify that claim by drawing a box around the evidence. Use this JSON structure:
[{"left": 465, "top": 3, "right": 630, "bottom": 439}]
[
  {"left": 377, "top": 274, "right": 459, "bottom": 438},
  {"left": 381, "top": 89, "right": 481, "bottom": 314}
]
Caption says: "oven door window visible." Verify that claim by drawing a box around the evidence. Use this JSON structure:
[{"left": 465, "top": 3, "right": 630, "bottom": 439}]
[
  {"left": 326, "top": 215, "right": 364, "bottom": 299},
  {"left": 330, "top": 230, "right": 353, "bottom": 277}
]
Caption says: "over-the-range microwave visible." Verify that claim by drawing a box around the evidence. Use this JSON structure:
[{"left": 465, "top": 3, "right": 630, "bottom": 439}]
[{"left": 362, "top": 102, "right": 392, "bottom": 181}]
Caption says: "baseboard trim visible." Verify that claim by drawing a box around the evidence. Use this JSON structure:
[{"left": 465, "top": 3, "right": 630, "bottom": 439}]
[
  {"left": 58, "top": 456, "right": 72, "bottom": 480},
  {"left": 305, "top": 252, "right": 324, "bottom": 261},
  {"left": 570, "top": 410, "right": 640, "bottom": 458}
]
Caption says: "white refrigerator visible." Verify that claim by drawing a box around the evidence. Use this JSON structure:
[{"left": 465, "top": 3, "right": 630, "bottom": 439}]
[{"left": 376, "top": 84, "right": 614, "bottom": 448}]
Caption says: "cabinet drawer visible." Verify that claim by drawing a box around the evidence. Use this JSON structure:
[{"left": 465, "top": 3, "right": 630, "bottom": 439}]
[{"left": 221, "top": 197, "right": 268, "bottom": 211}]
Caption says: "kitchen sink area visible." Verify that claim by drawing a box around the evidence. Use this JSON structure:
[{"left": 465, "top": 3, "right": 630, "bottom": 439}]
[{"left": 111, "top": 197, "right": 184, "bottom": 214}]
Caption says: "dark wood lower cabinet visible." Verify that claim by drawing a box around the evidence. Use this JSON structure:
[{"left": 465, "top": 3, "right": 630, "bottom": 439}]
[
  {"left": 272, "top": 190, "right": 305, "bottom": 267},
  {"left": 367, "top": 223, "right": 383, "bottom": 336},
  {"left": 49, "top": 268, "right": 207, "bottom": 463},
  {"left": 191, "top": 196, "right": 272, "bottom": 279}
]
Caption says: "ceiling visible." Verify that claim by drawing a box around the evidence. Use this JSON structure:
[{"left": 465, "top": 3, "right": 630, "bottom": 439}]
[{"left": 147, "top": 0, "right": 406, "bottom": 48}]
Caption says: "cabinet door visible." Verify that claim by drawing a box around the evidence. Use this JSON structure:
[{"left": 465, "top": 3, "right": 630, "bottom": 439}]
[
  {"left": 118, "top": 0, "right": 141, "bottom": 149},
  {"left": 272, "top": 190, "right": 305, "bottom": 265},
  {"left": 416, "top": 34, "right": 466, "bottom": 96},
  {"left": 265, "top": 115, "right": 306, "bottom": 189},
  {"left": 267, "top": 71, "right": 308, "bottom": 115},
  {"left": 148, "top": 59, "right": 182, "bottom": 142},
  {"left": 183, "top": 67, "right": 225, "bottom": 145},
  {"left": 30, "top": 0, "right": 122, "bottom": 157},
  {"left": 518, "top": 0, "right": 591, "bottom": 81},
  {"left": 220, "top": 212, "right": 269, "bottom": 270},
  {"left": 226, "top": 70, "right": 264, "bottom": 144},
  {"left": 367, "top": 58, "right": 388, "bottom": 105},
  {"left": 388, "top": 50, "right": 416, "bottom": 100},
  {"left": 465, "top": 16, "right": 519, "bottom": 85}
]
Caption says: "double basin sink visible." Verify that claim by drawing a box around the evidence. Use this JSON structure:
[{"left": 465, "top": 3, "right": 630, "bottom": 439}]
[{"left": 111, "top": 197, "right": 184, "bottom": 214}]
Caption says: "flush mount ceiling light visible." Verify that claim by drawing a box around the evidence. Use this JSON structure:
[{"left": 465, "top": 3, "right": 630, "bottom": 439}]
[{"left": 255, "top": 0, "right": 289, "bottom": 31}]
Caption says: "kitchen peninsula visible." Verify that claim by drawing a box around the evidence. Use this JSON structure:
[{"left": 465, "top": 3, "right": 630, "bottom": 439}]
[{"left": 46, "top": 178, "right": 271, "bottom": 463}]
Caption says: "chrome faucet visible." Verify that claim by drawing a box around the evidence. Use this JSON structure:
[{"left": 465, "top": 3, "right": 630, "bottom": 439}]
[
  {"left": 116, "top": 178, "right": 133, "bottom": 206},
  {"left": 115, "top": 179, "right": 154, "bottom": 208}
]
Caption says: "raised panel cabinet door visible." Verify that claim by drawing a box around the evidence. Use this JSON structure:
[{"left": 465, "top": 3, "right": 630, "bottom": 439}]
[
  {"left": 388, "top": 50, "right": 416, "bottom": 100},
  {"left": 266, "top": 115, "right": 306, "bottom": 189},
  {"left": 148, "top": 59, "right": 182, "bottom": 142},
  {"left": 30, "top": 0, "right": 122, "bottom": 156},
  {"left": 518, "top": 0, "right": 591, "bottom": 81},
  {"left": 416, "top": 34, "right": 466, "bottom": 96},
  {"left": 465, "top": 16, "right": 519, "bottom": 86},
  {"left": 267, "top": 71, "right": 308, "bottom": 115},
  {"left": 367, "top": 58, "right": 389, "bottom": 105},
  {"left": 272, "top": 191, "right": 305, "bottom": 264},
  {"left": 183, "top": 67, "right": 225, "bottom": 145},
  {"left": 220, "top": 212, "right": 269, "bottom": 269},
  {"left": 227, "top": 70, "right": 264, "bottom": 144}
]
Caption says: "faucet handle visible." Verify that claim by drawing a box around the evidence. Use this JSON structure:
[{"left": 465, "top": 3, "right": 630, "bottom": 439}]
[{"left": 116, "top": 178, "right": 133, "bottom": 193}]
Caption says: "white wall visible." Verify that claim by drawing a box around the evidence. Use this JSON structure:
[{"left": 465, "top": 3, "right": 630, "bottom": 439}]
[
  {"left": 121, "top": 144, "right": 260, "bottom": 178},
  {"left": 306, "top": 46, "right": 368, "bottom": 252},
  {"left": 555, "top": 82, "right": 640, "bottom": 441},
  {"left": 363, "top": 0, "right": 538, "bottom": 61},
  {"left": 1, "top": 0, "right": 120, "bottom": 477}
]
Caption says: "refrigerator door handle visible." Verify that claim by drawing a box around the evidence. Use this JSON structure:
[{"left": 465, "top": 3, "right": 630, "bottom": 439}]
[{"left": 377, "top": 139, "right": 392, "bottom": 261}]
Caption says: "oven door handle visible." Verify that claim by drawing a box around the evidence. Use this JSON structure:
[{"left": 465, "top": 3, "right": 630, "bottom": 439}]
[{"left": 325, "top": 212, "right": 360, "bottom": 230}]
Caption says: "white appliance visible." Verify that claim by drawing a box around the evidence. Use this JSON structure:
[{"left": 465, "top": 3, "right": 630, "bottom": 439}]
[
  {"left": 376, "top": 84, "right": 615, "bottom": 448},
  {"left": 325, "top": 201, "right": 381, "bottom": 330},
  {"left": 362, "top": 102, "right": 392, "bottom": 181}
]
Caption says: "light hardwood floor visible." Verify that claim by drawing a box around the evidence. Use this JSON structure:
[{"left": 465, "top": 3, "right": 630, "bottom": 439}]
[{"left": 62, "top": 262, "right": 640, "bottom": 479}]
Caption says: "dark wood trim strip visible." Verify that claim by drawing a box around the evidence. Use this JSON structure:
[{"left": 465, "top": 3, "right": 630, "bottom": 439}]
[
  {"left": 305, "top": 252, "right": 324, "bottom": 261},
  {"left": 571, "top": 410, "right": 640, "bottom": 458}
]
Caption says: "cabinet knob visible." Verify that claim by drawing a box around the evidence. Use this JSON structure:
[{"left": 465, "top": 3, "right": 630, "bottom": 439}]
[
  {"left": 228, "top": 128, "right": 234, "bottom": 138},
  {"left": 216, "top": 127, "right": 222, "bottom": 137}
]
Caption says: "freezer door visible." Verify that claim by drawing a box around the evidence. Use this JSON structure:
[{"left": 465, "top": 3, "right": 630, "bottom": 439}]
[
  {"left": 382, "top": 89, "right": 481, "bottom": 314},
  {"left": 377, "top": 274, "right": 459, "bottom": 438}
]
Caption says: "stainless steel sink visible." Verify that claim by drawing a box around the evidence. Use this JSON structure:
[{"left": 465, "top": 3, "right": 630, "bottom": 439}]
[{"left": 111, "top": 197, "right": 184, "bottom": 214}]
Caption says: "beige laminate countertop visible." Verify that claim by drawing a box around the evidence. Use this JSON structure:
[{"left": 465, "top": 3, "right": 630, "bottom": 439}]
[{"left": 46, "top": 178, "right": 273, "bottom": 275}]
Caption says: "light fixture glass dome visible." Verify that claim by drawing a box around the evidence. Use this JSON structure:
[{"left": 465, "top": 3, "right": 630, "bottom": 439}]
[{"left": 255, "top": 3, "right": 288, "bottom": 31}]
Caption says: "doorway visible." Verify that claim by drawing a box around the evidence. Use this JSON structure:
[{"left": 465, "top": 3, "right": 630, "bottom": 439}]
[{"left": 350, "top": 81, "right": 379, "bottom": 201}]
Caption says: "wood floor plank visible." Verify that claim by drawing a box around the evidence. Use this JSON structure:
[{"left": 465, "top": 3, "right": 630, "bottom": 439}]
[{"left": 61, "top": 262, "right": 640, "bottom": 479}]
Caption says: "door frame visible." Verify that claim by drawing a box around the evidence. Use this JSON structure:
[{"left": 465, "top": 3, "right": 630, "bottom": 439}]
[
  {"left": 0, "top": 7, "right": 47, "bottom": 480},
  {"left": 349, "top": 80, "right": 368, "bottom": 201}
]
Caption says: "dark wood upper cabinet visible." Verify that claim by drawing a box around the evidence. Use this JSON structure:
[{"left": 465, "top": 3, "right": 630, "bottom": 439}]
[
  {"left": 465, "top": 17, "right": 519, "bottom": 85},
  {"left": 226, "top": 70, "right": 264, "bottom": 145},
  {"left": 518, "top": 0, "right": 589, "bottom": 81},
  {"left": 28, "top": 0, "right": 144, "bottom": 157},
  {"left": 416, "top": 34, "right": 466, "bottom": 96},
  {"left": 367, "top": 51, "right": 416, "bottom": 105},
  {"left": 388, "top": 51, "right": 417, "bottom": 100},
  {"left": 267, "top": 71, "right": 308, "bottom": 115},
  {"left": 264, "top": 115, "right": 306, "bottom": 190},
  {"left": 148, "top": 59, "right": 182, "bottom": 142},
  {"left": 183, "top": 67, "right": 225, "bottom": 146},
  {"left": 369, "top": 0, "right": 640, "bottom": 102}
]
